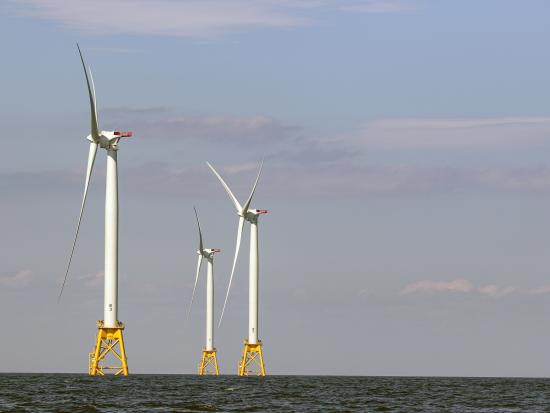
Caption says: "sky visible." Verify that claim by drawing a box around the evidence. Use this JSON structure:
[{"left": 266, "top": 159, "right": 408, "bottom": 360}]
[{"left": 2, "top": 0, "right": 550, "bottom": 376}]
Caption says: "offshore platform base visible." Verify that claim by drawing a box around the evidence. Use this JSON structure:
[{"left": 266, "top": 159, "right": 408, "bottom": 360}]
[
  {"left": 238, "top": 339, "right": 266, "bottom": 376},
  {"left": 198, "top": 349, "right": 219, "bottom": 375},
  {"left": 89, "top": 320, "right": 129, "bottom": 376}
]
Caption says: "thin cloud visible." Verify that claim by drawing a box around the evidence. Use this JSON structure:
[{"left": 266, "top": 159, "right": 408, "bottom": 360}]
[
  {"left": 401, "top": 279, "right": 473, "bottom": 294},
  {"left": 0, "top": 270, "right": 33, "bottom": 288},
  {"left": 105, "top": 108, "right": 297, "bottom": 144},
  {"left": 87, "top": 47, "right": 142, "bottom": 54},
  {"left": 105, "top": 112, "right": 550, "bottom": 149},
  {"left": 477, "top": 285, "right": 518, "bottom": 298},
  {"left": 340, "top": 0, "right": 417, "bottom": 13},
  {"left": 8, "top": 0, "right": 307, "bottom": 37},
  {"left": 6, "top": 163, "right": 550, "bottom": 198},
  {"left": 357, "top": 117, "right": 550, "bottom": 149},
  {"left": 85, "top": 108, "right": 550, "bottom": 164},
  {"left": 478, "top": 285, "right": 550, "bottom": 297},
  {"left": 402, "top": 279, "right": 550, "bottom": 298},
  {"left": 371, "top": 117, "right": 550, "bottom": 130},
  {"left": 6, "top": 111, "right": 550, "bottom": 197},
  {"left": 7, "top": 0, "right": 417, "bottom": 37},
  {"left": 221, "top": 162, "right": 263, "bottom": 175},
  {"left": 77, "top": 271, "right": 104, "bottom": 288},
  {"left": 156, "top": 114, "right": 294, "bottom": 143}
]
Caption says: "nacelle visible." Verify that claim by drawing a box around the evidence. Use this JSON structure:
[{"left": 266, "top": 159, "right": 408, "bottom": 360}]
[
  {"left": 114, "top": 131, "right": 133, "bottom": 138},
  {"left": 96, "top": 131, "right": 134, "bottom": 149},
  {"left": 102, "top": 130, "right": 133, "bottom": 140},
  {"left": 199, "top": 248, "right": 221, "bottom": 257}
]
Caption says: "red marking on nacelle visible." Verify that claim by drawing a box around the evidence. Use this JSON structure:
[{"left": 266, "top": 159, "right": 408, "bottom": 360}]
[
  {"left": 114, "top": 131, "right": 133, "bottom": 137},
  {"left": 257, "top": 209, "right": 268, "bottom": 214},
  {"left": 212, "top": 248, "right": 221, "bottom": 253}
]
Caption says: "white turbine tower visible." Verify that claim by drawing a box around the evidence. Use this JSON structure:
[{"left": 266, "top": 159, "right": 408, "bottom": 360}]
[
  {"left": 59, "top": 44, "right": 132, "bottom": 376},
  {"left": 207, "top": 161, "right": 267, "bottom": 376},
  {"left": 188, "top": 207, "right": 221, "bottom": 375}
]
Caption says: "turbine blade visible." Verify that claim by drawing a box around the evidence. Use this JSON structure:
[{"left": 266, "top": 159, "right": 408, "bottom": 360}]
[
  {"left": 206, "top": 162, "right": 242, "bottom": 212},
  {"left": 58, "top": 141, "right": 98, "bottom": 301},
  {"left": 218, "top": 216, "right": 245, "bottom": 327},
  {"left": 187, "top": 254, "right": 203, "bottom": 321},
  {"left": 193, "top": 206, "right": 203, "bottom": 253},
  {"left": 88, "top": 67, "right": 99, "bottom": 130},
  {"left": 77, "top": 43, "right": 100, "bottom": 142},
  {"left": 242, "top": 160, "right": 263, "bottom": 213}
]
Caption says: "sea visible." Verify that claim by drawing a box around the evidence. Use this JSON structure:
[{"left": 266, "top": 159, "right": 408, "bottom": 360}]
[{"left": 0, "top": 374, "right": 549, "bottom": 412}]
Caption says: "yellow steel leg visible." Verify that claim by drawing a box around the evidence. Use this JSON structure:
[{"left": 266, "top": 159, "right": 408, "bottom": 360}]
[
  {"left": 198, "top": 349, "right": 219, "bottom": 375},
  {"left": 238, "top": 340, "right": 265, "bottom": 376},
  {"left": 117, "top": 330, "right": 129, "bottom": 376},
  {"left": 90, "top": 324, "right": 103, "bottom": 376},
  {"left": 89, "top": 320, "right": 129, "bottom": 376}
]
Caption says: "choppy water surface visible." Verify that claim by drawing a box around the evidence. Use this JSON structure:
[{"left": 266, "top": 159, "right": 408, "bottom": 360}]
[{"left": 0, "top": 374, "right": 549, "bottom": 412}]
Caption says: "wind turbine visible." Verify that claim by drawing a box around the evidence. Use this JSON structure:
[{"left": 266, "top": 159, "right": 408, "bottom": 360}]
[
  {"left": 59, "top": 44, "right": 132, "bottom": 376},
  {"left": 207, "top": 161, "right": 268, "bottom": 376},
  {"left": 188, "top": 207, "right": 221, "bottom": 375}
]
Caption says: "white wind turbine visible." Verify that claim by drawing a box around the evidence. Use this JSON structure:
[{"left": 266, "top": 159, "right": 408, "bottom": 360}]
[
  {"left": 207, "top": 161, "right": 268, "bottom": 376},
  {"left": 188, "top": 207, "right": 221, "bottom": 375},
  {"left": 59, "top": 44, "right": 132, "bottom": 376}
]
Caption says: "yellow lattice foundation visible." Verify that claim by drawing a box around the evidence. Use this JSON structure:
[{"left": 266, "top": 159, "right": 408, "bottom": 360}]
[
  {"left": 198, "top": 349, "right": 219, "bottom": 375},
  {"left": 89, "top": 320, "right": 129, "bottom": 376},
  {"left": 238, "top": 340, "right": 265, "bottom": 376}
]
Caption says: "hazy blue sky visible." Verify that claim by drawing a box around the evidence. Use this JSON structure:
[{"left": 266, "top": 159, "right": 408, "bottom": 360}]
[{"left": 2, "top": 0, "right": 550, "bottom": 376}]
